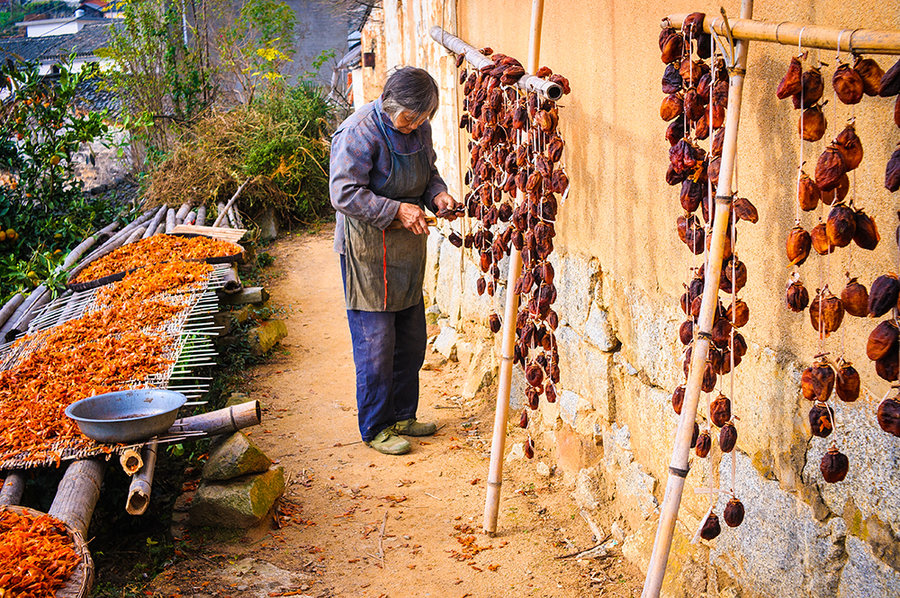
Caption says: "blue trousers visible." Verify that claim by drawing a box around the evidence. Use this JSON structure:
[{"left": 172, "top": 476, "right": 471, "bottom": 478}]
[{"left": 341, "top": 257, "right": 427, "bottom": 441}]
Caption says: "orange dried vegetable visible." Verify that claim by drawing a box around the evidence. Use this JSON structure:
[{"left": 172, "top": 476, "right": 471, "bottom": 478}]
[
  {"left": 74, "top": 234, "right": 240, "bottom": 283},
  {"left": 0, "top": 509, "right": 79, "bottom": 598}
]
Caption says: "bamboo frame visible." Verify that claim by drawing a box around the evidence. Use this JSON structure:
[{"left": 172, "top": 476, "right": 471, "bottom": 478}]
[
  {"left": 666, "top": 12, "right": 900, "bottom": 55},
  {"left": 482, "top": 0, "right": 544, "bottom": 536},
  {"left": 642, "top": 2, "right": 754, "bottom": 596},
  {"left": 428, "top": 26, "right": 562, "bottom": 101}
]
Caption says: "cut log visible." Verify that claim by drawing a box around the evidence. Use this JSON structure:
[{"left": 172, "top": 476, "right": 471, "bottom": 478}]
[
  {"left": 0, "top": 293, "right": 25, "bottom": 331},
  {"left": 169, "top": 400, "right": 261, "bottom": 436},
  {"left": 175, "top": 202, "right": 191, "bottom": 224},
  {"left": 125, "top": 226, "right": 146, "bottom": 245},
  {"left": 222, "top": 266, "right": 243, "bottom": 294},
  {"left": 165, "top": 208, "right": 176, "bottom": 233},
  {"left": 48, "top": 459, "right": 105, "bottom": 537},
  {"left": 183, "top": 210, "right": 197, "bottom": 226},
  {"left": 0, "top": 471, "right": 25, "bottom": 506},
  {"left": 195, "top": 206, "right": 207, "bottom": 226},
  {"left": 142, "top": 205, "right": 168, "bottom": 239},
  {"left": 61, "top": 236, "right": 98, "bottom": 270},
  {"left": 3, "top": 285, "right": 49, "bottom": 341},
  {"left": 154, "top": 222, "right": 166, "bottom": 236},
  {"left": 126, "top": 440, "right": 157, "bottom": 516}
]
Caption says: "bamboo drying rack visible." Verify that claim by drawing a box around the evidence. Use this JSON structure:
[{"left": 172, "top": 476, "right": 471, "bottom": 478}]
[{"left": 643, "top": 4, "right": 900, "bottom": 597}]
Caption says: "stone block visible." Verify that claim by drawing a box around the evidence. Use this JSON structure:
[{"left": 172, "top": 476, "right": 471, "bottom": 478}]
[
  {"left": 220, "top": 286, "right": 269, "bottom": 306},
  {"left": 554, "top": 425, "right": 601, "bottom": 474},
  {"left": 248, "top": 320, "right": 287, "bottom": 355},
  {"left": 432, "top": 322, "right": 458, "bottom": 360},
  {"left": 202, "top": 432, "right": 272, "bottom": 481},
  {"left": 424, "top": 230, "right": 442, "bottom": 303},
  {"left": 584, "top": 302, "right": 619, "bottom": 352},
  {"left": 837, "top": 535, "right": 900, "bottom": 597},
  {"left": 551, "top": 251, "right": 600, "bottom": 330},
  {"left": 434, "top": 239, "right": 463, "bottom": 323},
  {"left": 556, "top": 325, "right": 615, "bottom": 422},
  {"left": 558, "top": 390, "right": 592, "bottom": 428},
  {"left": 712, "top": 453, "right": 848, "bottom": 597},
  {"left": 190, "top": 465, "right": 285, "bottom": 529},
  {"left": 572, "top": 467, "right": 600, "bottom": 511},
  {"left": 424, "top": 303, "right": 442, "bottom": 326}
]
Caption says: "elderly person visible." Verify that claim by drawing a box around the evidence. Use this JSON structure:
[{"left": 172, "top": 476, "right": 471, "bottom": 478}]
[{"left": 330, "top": 66, "right": 458, "bottom": 455}]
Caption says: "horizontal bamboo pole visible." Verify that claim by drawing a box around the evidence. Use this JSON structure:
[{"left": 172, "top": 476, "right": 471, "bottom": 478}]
[
  {"left": 665, "top": 13, "right": 900, "bottom": 55},
  {"left": 61, "top": 236, "right": 97, "bottom": 270},
  {"left": 48, "top": 459, "right": 105, "bottom": 537},
  {"left": 169, "top": 400, "right": 261, "bottom": 436},
  {"left": 429, "top": 26, "right": 563, "bottom": 101},
  {"left": 0, "top": 471, "right": 25, "bottom": 506},
  {"left": 126, "top": 440, "right": 157, "bottom": 516}
]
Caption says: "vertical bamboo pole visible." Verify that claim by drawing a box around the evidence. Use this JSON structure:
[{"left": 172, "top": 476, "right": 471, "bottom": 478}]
[
  {"left": 641, "top": 3, "right": 753, "bottom": 596},
  {"left": 48, "top": 459, "right": 105, "bottom": 537},
  {"left": 126, "top": 440, "right": 158, "bottom": 516},
  {"left": 483, "top": 0, "right": 544, "bottom": 536}
]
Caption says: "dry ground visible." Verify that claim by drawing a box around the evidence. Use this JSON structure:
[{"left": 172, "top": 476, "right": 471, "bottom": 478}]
[{"left": 148, "top": 230, "right": 642, "bottom": 598}]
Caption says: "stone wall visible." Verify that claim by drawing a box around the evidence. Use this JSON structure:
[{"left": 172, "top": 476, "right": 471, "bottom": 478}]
[{"left": 367, "top": 1, "right": 900, "bottom": 595}]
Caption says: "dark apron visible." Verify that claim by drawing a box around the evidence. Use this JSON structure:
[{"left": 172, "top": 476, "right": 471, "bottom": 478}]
[{"left": 343, "top": 107, "right": 431, "bottom": 312}]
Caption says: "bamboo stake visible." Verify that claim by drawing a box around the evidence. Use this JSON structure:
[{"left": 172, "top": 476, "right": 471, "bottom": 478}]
[
  {"left": 0, "top": 471, "right": 25, "bottom": 506},
  {"left": 143, "top": 205, "right": 168, "bottom": 239},
  {"left": 642, "top": 3, "right": 754, "bottom": 597},
  {"left": 665, "top": 12, "right": 900, "bottom": 55},
  {"left": 196, "top": 205, "right": 207, "bottom": 227},
  {"left": 61, "top": 236, "right": 98, "bottom": 270},
  {"left": 48, "top": 459, "right": 105, "bottom": 537},
  {"left": 212, "top": 179, "right": 250, "bottom": 228},
  {"left": 0, "top": 293, "right": 24, "bottom": 331},
  {"left": 483, "top": 0, "right": 543, "bottom": 536},
  {"left": 222, "top": 265, "right": 242, "bottom": 294},
  {"left": 126, "top": 440, "right": 157, "bottom": 516},
  {"left": 429, "top": 26, "right": 562, "bottom": 101}
]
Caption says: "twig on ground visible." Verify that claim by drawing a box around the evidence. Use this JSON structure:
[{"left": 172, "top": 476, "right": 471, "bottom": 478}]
[
  {"left": 424, "top": 492, "right": 443, "bottom": 501},
  {"left": 377, "top": 511, "right": 388, "bottom": 568},
  {"left": 555, "top": 535, "right": 613, "bottom": 560}
]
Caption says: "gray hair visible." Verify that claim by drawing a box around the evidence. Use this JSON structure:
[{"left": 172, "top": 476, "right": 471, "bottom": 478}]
[{"left": 381, "top": 66, "right": 439, "bottom": 120}]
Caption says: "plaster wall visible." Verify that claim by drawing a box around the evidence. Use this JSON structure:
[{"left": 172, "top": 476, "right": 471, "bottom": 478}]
[{"left": 370, "top": 1, "right": 900, "bottom": 595}]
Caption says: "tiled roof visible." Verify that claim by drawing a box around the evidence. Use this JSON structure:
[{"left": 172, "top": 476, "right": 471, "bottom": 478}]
[{"left": 0, "top": 21, "right": 118, "bottom": 63}]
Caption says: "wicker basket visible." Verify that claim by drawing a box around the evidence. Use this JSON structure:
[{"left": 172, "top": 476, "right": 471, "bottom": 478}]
[{"left": 0, "top": 505, "right": 94, "bottom": 598}]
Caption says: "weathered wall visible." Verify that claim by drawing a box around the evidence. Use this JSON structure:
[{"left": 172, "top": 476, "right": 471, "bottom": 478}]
[{"left": 369, "top": 1, "right": 900, "bottom": 596}]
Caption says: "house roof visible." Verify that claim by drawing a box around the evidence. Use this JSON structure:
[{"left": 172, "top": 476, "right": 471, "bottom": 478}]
[{"left": 0, "top": 21, "right": 117, "bottom": 63}]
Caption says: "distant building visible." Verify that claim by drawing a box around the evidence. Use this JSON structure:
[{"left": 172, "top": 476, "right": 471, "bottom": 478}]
[{"left": 1, "top": 17, "right": 117, "bottom": 76}]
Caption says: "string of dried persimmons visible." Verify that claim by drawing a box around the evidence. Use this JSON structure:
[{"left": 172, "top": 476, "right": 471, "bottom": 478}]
[
  {"left": 776, "top": 34, "right": 900, "bottom": 483},
  {"left": 660, "top": 12, "right": 754, "bottom": 539},
  {"left": 444, "top": 47, "right": 571, "bottom": 458}
]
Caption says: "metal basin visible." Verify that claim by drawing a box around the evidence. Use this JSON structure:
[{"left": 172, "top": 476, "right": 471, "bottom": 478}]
[{"left": 65, "top": 389, "right": 187, "bottom": 444}]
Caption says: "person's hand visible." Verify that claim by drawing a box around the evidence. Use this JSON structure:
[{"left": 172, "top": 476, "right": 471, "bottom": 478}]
[
  {"left": 433, "top": 191, "right": 460, "bottom": 221},
  {"left": 396, "top": 202, "right": 428, "bottom": 235}
]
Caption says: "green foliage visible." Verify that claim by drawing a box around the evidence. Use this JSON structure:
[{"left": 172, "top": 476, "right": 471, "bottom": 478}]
[
  {"left": 98, "top": 0, "right": 216, "bottom": 156},
  {"left": 0, "top": 1, "right": 68, "bottom": 37},
  {"left": 0, "top": 58, "right": 131, "bottom": 300},
  {"left": 217, "top": 0, "right": 296, "bottom": 103}
]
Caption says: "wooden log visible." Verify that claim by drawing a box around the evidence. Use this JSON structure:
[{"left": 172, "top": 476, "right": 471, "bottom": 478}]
[
  {"left": 142, "top": 205, "right": 168, "bottom": 239},
  {"left": 219, "top": 286, "right": 268, "bottom": 305},
  {"left": 125, "top": 226, "right": 146, "bottom": 245},
  {"left": 183, "top": 210, "right": 197, "bottom": 226},
  {"left": 119, "top": 448, "right": 143, "bottom": 475},
  {"left": 175, "top": 202, "right": 191, "bottom": 224},
  {"left": 154, "top": 222, "right": 166, "bottom": 236},
  {"left": 48, "top": 459, "right": 105, "bottom": 537},
  {"left": 7, "top": 288, "right": 52, "bottom": 340},
  {"left": 212, "top": 180, "right": 250, "bottom": 228},
  {"left": 169, "top": 400, "right": 261, "bottom": 436},
  {"left": 93, "top": 220, "right": 122, "bottom": 244},
  {"left": 226, "top": 207, "right": 239, "bottom": 229},
  {"left": 215, "top": 203, "right": 230, "bottom": 228},
  {"left": 125, "top": 440, "right": 157, "bottom": 516},
  {"left": 165, "top": 208, "right": 176, "bottom": 233},
  {"left": 195, "top": 206, "right": 207, "bottom": 227},
  {"left": 0, "top": 293, "right": 24, "bottom": 331},
  {"left": 0, "top": 471, "right": 25, "bottom": 506},
  {"left": 2, "top": 285, "right": 48, "bottom": 342},
  {"left": 222, "top": 266, "right": 243, "bottom": 294}
]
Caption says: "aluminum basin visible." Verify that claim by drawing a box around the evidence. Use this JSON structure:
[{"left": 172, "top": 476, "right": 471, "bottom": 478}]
[{"left": 65, "top": 389, "right": 186, "bottom": 444}]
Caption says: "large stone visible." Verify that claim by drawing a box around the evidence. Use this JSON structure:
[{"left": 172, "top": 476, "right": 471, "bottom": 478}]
[
  {"left": 190, "top": 465, "right": 285, "bottom": 529},
  {"left": 247, "top": 320, "right": 287, "bottom": 355},
  {"left": 558, "top": 389, "right": 591, "bottom": 428},
  {"left": 555, "top": 325, "right": 615, "bottom": 422},
  {"left": 202, "top": 432, "right": 272, "bottom": 481},
  {"left": 462, "top": 340, "right": 495, "bottom": 399},
  {"left": 600, "top": 423, "right": 658, "bottom": 530},
  {"left": 433, "top": 239, "right": 463, "bottom": 323},
  {"left": 551, "top": 251, "right": 600, "bottom": 330},
  {"left": 432, "top": 321, "right": 458, "bottom": 360},
  {"left": 711, "top": 453, "right": 848, "bottom": 597},
  {"left": 584, "top": 302, "right": 619, "bottom": 352},
  {"left": 837, "top": 535, "right": 900, "bottom": 597}
]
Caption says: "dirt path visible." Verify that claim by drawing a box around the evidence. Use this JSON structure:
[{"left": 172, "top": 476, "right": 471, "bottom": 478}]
[{"left": 150, "top": 231, "right": 642, "bottom": 598}]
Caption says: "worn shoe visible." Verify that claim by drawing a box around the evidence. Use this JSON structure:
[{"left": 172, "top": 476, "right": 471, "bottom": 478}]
[
  {"left": 366, "top": 428, "right": 411, "bottom": 455},
  {"left": 393, "top": 418, "right": 437, "bottom": 437}
]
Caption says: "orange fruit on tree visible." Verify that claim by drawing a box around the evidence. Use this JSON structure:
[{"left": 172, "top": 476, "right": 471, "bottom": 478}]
[
  {"left": 6, "top": 229, "right": 16, "bottom": 241},
  {"left": 0, "top": 231, "right": 6, "bottom": 242},
  {"left": 49, "top": 155, "right": 60, "bottom": 166}
]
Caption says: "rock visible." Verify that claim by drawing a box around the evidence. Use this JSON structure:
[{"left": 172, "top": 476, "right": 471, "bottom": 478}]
[
  {"left": 462, "top": 341, "right": 495, "bottom": 399},
  {"left": 535, "top": 461, "right": 551, "bottom": 477},
  {"left": 190, "top": 465, "right": 285, "bottom": 529},
  {"left": 572, "top": 468, "right": 599, "bottom": 511},
  {"left": 837, "top": 535, "right": 900, "bottom": 597},
  {"left": 584, "top": 302, "right": 619, "bottom": 351},
  {"left": 424, "top": 304, "right": 442, "bottom": 326},
  {"left": 432, "top": 322, "right": 458, "bottom": 360},
  {"left": 202, "top": 432, "right": 272, "bottom": 481},
  {"left": 248, "top": 320, "right": 287, "bottom": 355},
  {"left": 508, "top": 442, "right": 525, "bottom": 460},
  {"left": 550, "top": 252, "right": 600, "bottom": 330},
  {"left": 257, "top": 206, "right": 279, "bottom": 241},
  {"left": 558, "top": 390, "right": 591, "bottom": 428},
  {"left": 220, "top": 286, "right": 269, "bottom": 306}
]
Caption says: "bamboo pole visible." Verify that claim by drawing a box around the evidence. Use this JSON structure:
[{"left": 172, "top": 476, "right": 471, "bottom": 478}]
[
  {"left": 7, "top": 289, "right": 51, "bottom": 339},
  {"left": 642, "top": 2, "right": 754, "bottom": 597},
  {"left": 665, "top": 12, "right": 900, "bottom": 55},
  {"left": 165, "top": 208, "right": 176, "bottom": 233},
  {"left": 119, "top": 448, "right": 143, "bottom": 475},
  {"left": 429, "top": 26, "right": 562, "bottom": 101},
  {"left": 3, "top": 285, "right": 49, "bottom": 342},
  {"left": 175, "top": 201, "right": 191, "bottom": 224},
  {"left": 222, "top": 265, "right": 243, "bottom": 294},
  {"left": 142, "top": 205, "right": 168, "bottom": 239},
  {"left": 183, "top": 210, "right": 197, "bottom": 226},
  {"left": 124, "top": 226, "right": 146, "bottom": 245},
  {"left": 482, "top": 0, "right": 543, "bottom": 536},
  {"left": 0, "top": 471, "right": 25, "bottom": 506},
  {"left": 216, "top": 203, "right": 229, "bottom": 228},
  {"left": 0, "top": 293, "right": 24, "bottom": 331},
  {"left": 125, "top": 440, "right": 157, "bottom": 516},
  {"left": 212, "top": 179, "right": 250, "bottom": 228},
  {"left": 48, "top": 459, "right": 105, "bottom": 537},
  {"left": 168, "top": 400, "right": 261, "bottom": 436},
  {"left": 61, "top": 236, "right": 98, "bottom": 270}
]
